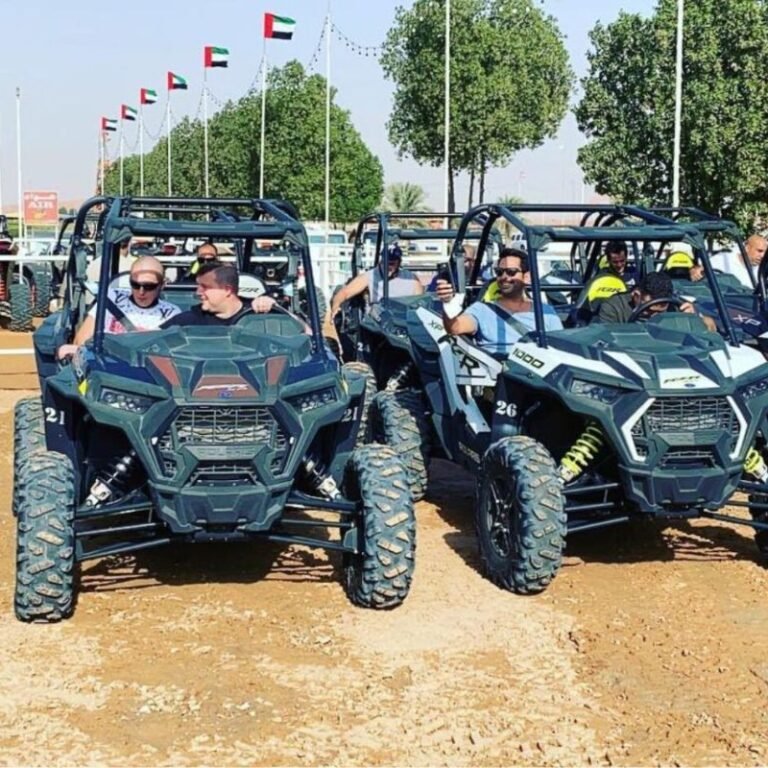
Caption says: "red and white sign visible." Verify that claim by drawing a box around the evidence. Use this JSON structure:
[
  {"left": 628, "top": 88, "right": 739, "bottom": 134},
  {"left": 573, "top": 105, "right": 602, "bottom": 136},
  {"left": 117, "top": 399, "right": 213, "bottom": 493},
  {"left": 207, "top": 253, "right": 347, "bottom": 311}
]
[{"left": 23, "top": 191, "right": 58, "bottom": 226}]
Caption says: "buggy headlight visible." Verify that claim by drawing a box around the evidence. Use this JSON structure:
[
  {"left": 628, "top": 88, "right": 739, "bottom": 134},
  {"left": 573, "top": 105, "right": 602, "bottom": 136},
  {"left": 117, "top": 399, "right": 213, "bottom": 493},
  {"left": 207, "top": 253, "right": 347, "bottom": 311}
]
[
  {"left": 743, "top": 379, "right": 768, "bottom": 400},
  {"left": 99, "top": 387, "right": 154, "bottom": 414},
  {"left": 570, "top": 378, "right": 624, "bottom": 405},
  {"left": 287, "top": 387, "right": 338, "bottom": 413}
]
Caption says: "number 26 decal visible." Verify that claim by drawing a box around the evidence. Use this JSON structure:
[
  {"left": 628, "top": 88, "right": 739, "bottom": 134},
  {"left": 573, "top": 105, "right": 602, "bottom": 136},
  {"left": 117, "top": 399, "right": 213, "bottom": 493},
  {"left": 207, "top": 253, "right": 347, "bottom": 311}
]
[{"left": 495, "top": 401, "right": 516, "bottom": 417}]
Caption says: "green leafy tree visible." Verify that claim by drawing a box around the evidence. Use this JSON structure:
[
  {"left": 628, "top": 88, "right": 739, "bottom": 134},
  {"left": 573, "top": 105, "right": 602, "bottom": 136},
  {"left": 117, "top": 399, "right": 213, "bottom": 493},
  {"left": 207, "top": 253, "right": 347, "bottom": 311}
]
[
  {"left": 107, "top": 62, "right": 383, "bottom": 221},
  {"left": 576, "top": 0, "right": 768, "bottom": 230},
  {"left": 381, "top": 182, "right": 430, "bottom": 211},
  {"left": 381, "top": 0, "right": 573, "bottom": 210}
]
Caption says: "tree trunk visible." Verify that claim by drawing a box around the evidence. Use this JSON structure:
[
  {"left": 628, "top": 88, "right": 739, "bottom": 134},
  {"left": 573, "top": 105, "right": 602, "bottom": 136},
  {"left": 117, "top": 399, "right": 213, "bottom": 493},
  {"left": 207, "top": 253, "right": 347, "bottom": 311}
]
[
  {"left": 479, "top": 158, "right": 486, "bottom": 203},
  {"left": 468, "top": 166, "right": 475, "bottom": 209},
  {"left": 448, "top": 160, "right": 456, "bottom": 213}
]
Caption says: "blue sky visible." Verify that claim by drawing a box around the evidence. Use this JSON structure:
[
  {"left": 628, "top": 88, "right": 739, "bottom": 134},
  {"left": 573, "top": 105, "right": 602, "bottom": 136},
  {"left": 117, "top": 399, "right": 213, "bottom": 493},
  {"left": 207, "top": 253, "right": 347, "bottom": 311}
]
[{"left": 0, "top": 0, "right": 656, "bottom": 212}]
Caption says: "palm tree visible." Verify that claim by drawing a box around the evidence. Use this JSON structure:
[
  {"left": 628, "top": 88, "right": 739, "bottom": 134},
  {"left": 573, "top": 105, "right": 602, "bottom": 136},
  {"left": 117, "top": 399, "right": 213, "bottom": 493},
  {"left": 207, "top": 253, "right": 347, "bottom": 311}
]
[{"left": 381, "top": 182, "right": 430, "bottom": 212}]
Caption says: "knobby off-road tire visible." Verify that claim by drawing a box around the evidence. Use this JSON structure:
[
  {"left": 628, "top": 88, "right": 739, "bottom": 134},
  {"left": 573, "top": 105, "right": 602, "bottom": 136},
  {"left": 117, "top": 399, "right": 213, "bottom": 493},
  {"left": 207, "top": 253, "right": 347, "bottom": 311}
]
[
  {"left": 299, "top": 286, "right": 328, "bottom": 324},
  {"left": 343, "top": 444, "right": 415, "bottom": 609},
  {"left": 9, "top": 281, "right": 33, "bottom": 331},
  {"left": 13, "top": 397, "right": 46, "bottom": 516},
  {"left": 31, "top": 268, "right": 52, "bottom": 317},
  {"left": 747, "top": 494, "right": 768, "bottom": 561},
  {"left": 370, "top": 389, "right": 431, "bottom": 502},
  {"left": 15, "top": 451, "right": 78, "bottom": 622},
  {"left": 342, "top": 361, "right": 377, "bottom": 445},
  {"left": 476, "top": 436, "right": 566, "bottom": 595}
]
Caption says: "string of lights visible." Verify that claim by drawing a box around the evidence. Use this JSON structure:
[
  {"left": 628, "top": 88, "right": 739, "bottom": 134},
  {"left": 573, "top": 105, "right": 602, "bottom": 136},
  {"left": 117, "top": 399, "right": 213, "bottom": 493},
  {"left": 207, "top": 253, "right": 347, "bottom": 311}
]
[
  {"left": 305, "top": 22, "right": 327, "bottom": 74},
  {"left": 331, "top": 23, "right": 383, "bottom": 59}
]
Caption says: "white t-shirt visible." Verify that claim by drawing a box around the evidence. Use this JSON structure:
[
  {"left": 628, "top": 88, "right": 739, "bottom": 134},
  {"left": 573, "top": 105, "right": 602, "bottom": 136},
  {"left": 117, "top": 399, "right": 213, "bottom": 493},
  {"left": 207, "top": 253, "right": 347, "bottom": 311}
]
[
  {"left": 709, "top": 250, "right": 756, "bottom": 288},
  {"left": 88, "top": 288, "right": 181, "bottom": 333}
]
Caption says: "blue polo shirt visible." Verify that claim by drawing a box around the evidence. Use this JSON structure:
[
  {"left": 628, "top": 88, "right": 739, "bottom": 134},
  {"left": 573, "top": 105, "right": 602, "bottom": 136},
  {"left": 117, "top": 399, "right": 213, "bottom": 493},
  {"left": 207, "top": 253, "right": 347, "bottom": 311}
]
[{"left": 465, "top": 301, "right": 562, "bottom": 355}]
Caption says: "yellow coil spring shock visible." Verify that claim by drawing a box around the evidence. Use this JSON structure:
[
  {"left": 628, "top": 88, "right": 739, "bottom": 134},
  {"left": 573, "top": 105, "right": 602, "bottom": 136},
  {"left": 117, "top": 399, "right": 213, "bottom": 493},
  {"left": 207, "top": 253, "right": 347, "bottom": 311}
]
[
  {"left": 745, "top": 447, "right": 768, "bottom": 483},
  {"left": 558, "top": 422, "right": 605, "bottom": 483}
]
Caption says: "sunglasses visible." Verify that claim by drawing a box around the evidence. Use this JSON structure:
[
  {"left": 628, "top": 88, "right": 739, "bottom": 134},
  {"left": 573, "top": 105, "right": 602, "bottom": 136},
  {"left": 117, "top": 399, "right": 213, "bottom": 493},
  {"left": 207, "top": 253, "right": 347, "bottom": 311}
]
[
  {"left": 129, "top": 279, "right": 161, "bottom": 291},
  {"left": 495, "top": 267, "right": 523, "bottom": 278}
]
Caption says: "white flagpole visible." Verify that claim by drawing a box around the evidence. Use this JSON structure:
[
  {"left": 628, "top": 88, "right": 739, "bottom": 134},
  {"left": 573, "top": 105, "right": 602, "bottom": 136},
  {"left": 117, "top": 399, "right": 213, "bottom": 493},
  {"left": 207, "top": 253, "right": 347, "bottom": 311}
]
[
  {"left": 0, "top": 107, "right": 4, "bottom": 214},
  {"left": 259, "top": 43, "right": 267, "bottom": 198},
  {"left": 672, "top": 0, "right": 684, "bottom": 207},
  {"left": 15, "top": 87, "right": 24, "bottom": 239},
  {"left": 203, "top": 66, "right": 210, "bottom": 198},
  {"left": 99, "top": 129, "right": 105, "bottom": 195},
  {"left": 119, "top": 118, "right": 125, "bottom": 195},
  {"left": 324, "top": 8, "right": 331, "bottom": 236},
  {"left": 139, "top": 102, "right": 145, "bottom": 196},
  {"left": 444, "top": 0, "right": 451, "bottom": 213},
  {"left": 166, "top": 93, "right": 172, "bottom": 196}
]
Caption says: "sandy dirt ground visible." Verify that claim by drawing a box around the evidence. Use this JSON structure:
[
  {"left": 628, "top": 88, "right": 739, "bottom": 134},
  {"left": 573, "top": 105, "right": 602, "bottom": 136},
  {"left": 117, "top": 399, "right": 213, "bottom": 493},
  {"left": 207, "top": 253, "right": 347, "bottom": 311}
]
[{"left": 2, "top": 385, "right": 768, "bottom": 767}]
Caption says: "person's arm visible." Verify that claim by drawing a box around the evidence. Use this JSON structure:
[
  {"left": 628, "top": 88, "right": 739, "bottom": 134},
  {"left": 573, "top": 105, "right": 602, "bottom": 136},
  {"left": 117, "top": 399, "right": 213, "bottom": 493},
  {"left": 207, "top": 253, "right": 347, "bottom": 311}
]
[
  {"left": 251, "top": 295, "right": 311, "bottom": 333},
  {"left": 57, "top": 314, "right": 97, "bottom": 360},
  {"left": 435, "top": 279, "right": 477, "bottom": 335},
  {"left": 330, "top": 273, "right": 369, "bottom": 316}
]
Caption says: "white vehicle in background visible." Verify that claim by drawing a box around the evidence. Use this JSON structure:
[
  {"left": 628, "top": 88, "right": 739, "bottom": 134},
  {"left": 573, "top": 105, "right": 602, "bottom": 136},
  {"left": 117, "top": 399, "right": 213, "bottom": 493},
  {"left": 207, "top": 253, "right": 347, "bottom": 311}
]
[{"left": 305, "top": 226, "right": 353, "bottom": 298}]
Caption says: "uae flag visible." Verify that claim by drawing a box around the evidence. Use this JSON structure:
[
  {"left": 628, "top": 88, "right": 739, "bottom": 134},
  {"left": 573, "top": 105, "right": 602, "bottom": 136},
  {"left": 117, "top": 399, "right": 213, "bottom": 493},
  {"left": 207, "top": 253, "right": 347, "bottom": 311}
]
[
  {"left": 167, "top": 71, "right": 188, "bottom": 90},
  {"left": 101, "top": 117, "right": 118, "bottom": 132},
  {"left": 264, "top": 13, "right": 295, "bottom": 40},
  {"left": 121, "top": 104, "right": 138, "bottom": 121},
  {"left": 140, "top": 88, "right": 158, "bottom": 105},
  {"left": 204, "top": 46, "right": 229, "bottom": 68}
]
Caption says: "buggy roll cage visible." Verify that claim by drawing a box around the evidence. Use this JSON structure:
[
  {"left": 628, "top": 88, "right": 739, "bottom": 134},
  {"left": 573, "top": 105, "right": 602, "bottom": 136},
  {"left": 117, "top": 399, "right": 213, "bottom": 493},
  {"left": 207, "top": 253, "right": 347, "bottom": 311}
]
[
  {"left": 351, "top": 211, "right": 498, "bottom": 302},
  {"left": 453, "top": 202, "right": 741, "bottom": 349},
  {"left": 85, "top": 195, "right": 324, "bottom": 356}
]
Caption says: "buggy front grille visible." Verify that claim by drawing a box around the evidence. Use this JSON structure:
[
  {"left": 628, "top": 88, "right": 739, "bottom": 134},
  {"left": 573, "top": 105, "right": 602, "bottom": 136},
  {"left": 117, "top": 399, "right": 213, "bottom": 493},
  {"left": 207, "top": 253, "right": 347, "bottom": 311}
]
[
  {"left": 627, "top": 396, "right": 743, "bottom": 464},
  {"left": 155, "top": 406, "right": 291, "bottom": 480},
  {"left": 174, "top": 406, "right": 287, "bottom": 446},
  {"left": 636, "top": 396, "right": 739, "bottom": 435}
]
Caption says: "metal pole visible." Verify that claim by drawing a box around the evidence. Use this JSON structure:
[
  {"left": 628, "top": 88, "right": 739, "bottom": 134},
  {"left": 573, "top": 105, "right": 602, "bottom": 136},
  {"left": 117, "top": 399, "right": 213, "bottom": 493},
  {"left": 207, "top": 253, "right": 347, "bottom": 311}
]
[
  {"left": 259, "top": 45, "right": 267, "bottom": 198},
  {"left": 0, "top": 107, "right": 4, "bottom": 214},
  {"left": 203, "top": 67, "right": 210, "bottom": 198},
  {"left": 324, "top": 9, "right": 331, "bottom": 238},
  {"left": 99, "top": 129, "right": 105, "bottom": 195},
  {"left": 443, "top": 0, "right": 451, "bottom": 213},
  {"left": 672, "top": 0, "right": 683, "bottom": 207},
  {"left": 166, "top": 95, "right": 172, "bottom": 196},
  {"left": 15, "top": 87, "right": 23, "bottom": 239},
  {"left": 139, "top": 103, "right": 144, "bottom": 196},
  {"left": 119, "top": 122, "right": 124, "bottom": 195}
]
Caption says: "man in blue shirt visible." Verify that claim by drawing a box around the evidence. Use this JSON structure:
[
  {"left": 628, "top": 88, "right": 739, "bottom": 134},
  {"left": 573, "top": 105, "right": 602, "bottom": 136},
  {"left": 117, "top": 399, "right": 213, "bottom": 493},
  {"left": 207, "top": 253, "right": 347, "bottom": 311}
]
[{"left": 435, "top": 247, "right": 562, "bottom": 356}]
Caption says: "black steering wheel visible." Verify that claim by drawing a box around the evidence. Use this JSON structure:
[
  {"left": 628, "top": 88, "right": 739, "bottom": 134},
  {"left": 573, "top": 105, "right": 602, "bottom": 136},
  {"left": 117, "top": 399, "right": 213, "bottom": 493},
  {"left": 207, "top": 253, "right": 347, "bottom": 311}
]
[{"left": 627, "top": 296, "right": 685, "bottom": 323}]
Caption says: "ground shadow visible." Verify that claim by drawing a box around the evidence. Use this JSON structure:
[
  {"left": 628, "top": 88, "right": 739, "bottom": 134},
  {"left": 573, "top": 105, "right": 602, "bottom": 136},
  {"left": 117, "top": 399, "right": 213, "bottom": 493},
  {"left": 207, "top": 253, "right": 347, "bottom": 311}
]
[
  {"left": 80, "top": 517, "right": 344, "bottom": 594},
  {"left": 429, "top": 459, "right": 763, "bottom": 575}
]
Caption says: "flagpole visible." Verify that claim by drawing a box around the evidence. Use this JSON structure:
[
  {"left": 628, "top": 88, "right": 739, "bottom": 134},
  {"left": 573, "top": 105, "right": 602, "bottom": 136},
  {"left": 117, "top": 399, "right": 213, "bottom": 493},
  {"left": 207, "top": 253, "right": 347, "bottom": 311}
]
[
  {"left": 139, "top": 103, "right": 145, "bottom": 196},
  {"left": 99, "top": 128, "right": 105, "bottom": 195},
  {"left": 324, "top": 7, "right": 331, "bottom": 236},
  {"left": 259, "top": 42, "right": 267, "bottom": 198},
  {"left": 0, "top": 107, "right": 4, "bottom": 214},
  {"left": 203, "top": 66, "right": 210, "bottom": 198},
  {"left": 166, "top": 93, "right": 172, "bottom": 196},
  {"left": 119, "top": 119, "right": 124, "bottom": 195},
  {"left": 444, "top": 0, "right": 451, "bottom": 213},
  {"left": 15, "top": 87, "right": 24, "bottom": 240},
  {"left": 672, "top": 0, "right": 683, "bottom": 207}
]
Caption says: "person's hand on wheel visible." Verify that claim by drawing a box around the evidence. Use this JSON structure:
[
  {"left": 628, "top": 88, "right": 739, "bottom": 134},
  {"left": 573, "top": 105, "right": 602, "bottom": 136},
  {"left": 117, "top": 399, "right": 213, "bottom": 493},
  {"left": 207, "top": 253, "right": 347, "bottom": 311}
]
[{"left": 251, "top": 296, "right": 276, "bottom": 314}]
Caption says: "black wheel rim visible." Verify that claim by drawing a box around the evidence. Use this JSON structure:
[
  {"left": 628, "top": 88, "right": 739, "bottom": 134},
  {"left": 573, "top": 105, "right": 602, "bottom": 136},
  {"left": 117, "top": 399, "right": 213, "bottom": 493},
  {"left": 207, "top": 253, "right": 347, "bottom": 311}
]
[{"left": 486, "top": 477, "right": 516, "bottom": 559}]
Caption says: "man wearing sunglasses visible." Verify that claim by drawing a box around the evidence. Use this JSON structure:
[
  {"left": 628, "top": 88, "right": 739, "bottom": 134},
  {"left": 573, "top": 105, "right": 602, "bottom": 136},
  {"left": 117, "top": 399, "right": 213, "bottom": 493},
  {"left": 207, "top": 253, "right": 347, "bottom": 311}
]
[
  {"left": 179, "top": 241, "right": 221, "bottom": 283},
  {"left": 435, "top": 247, "right": 562, "bottom": 356},
  {"left": 57, "top": 256, "right": 181, "bottom": 359}
]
